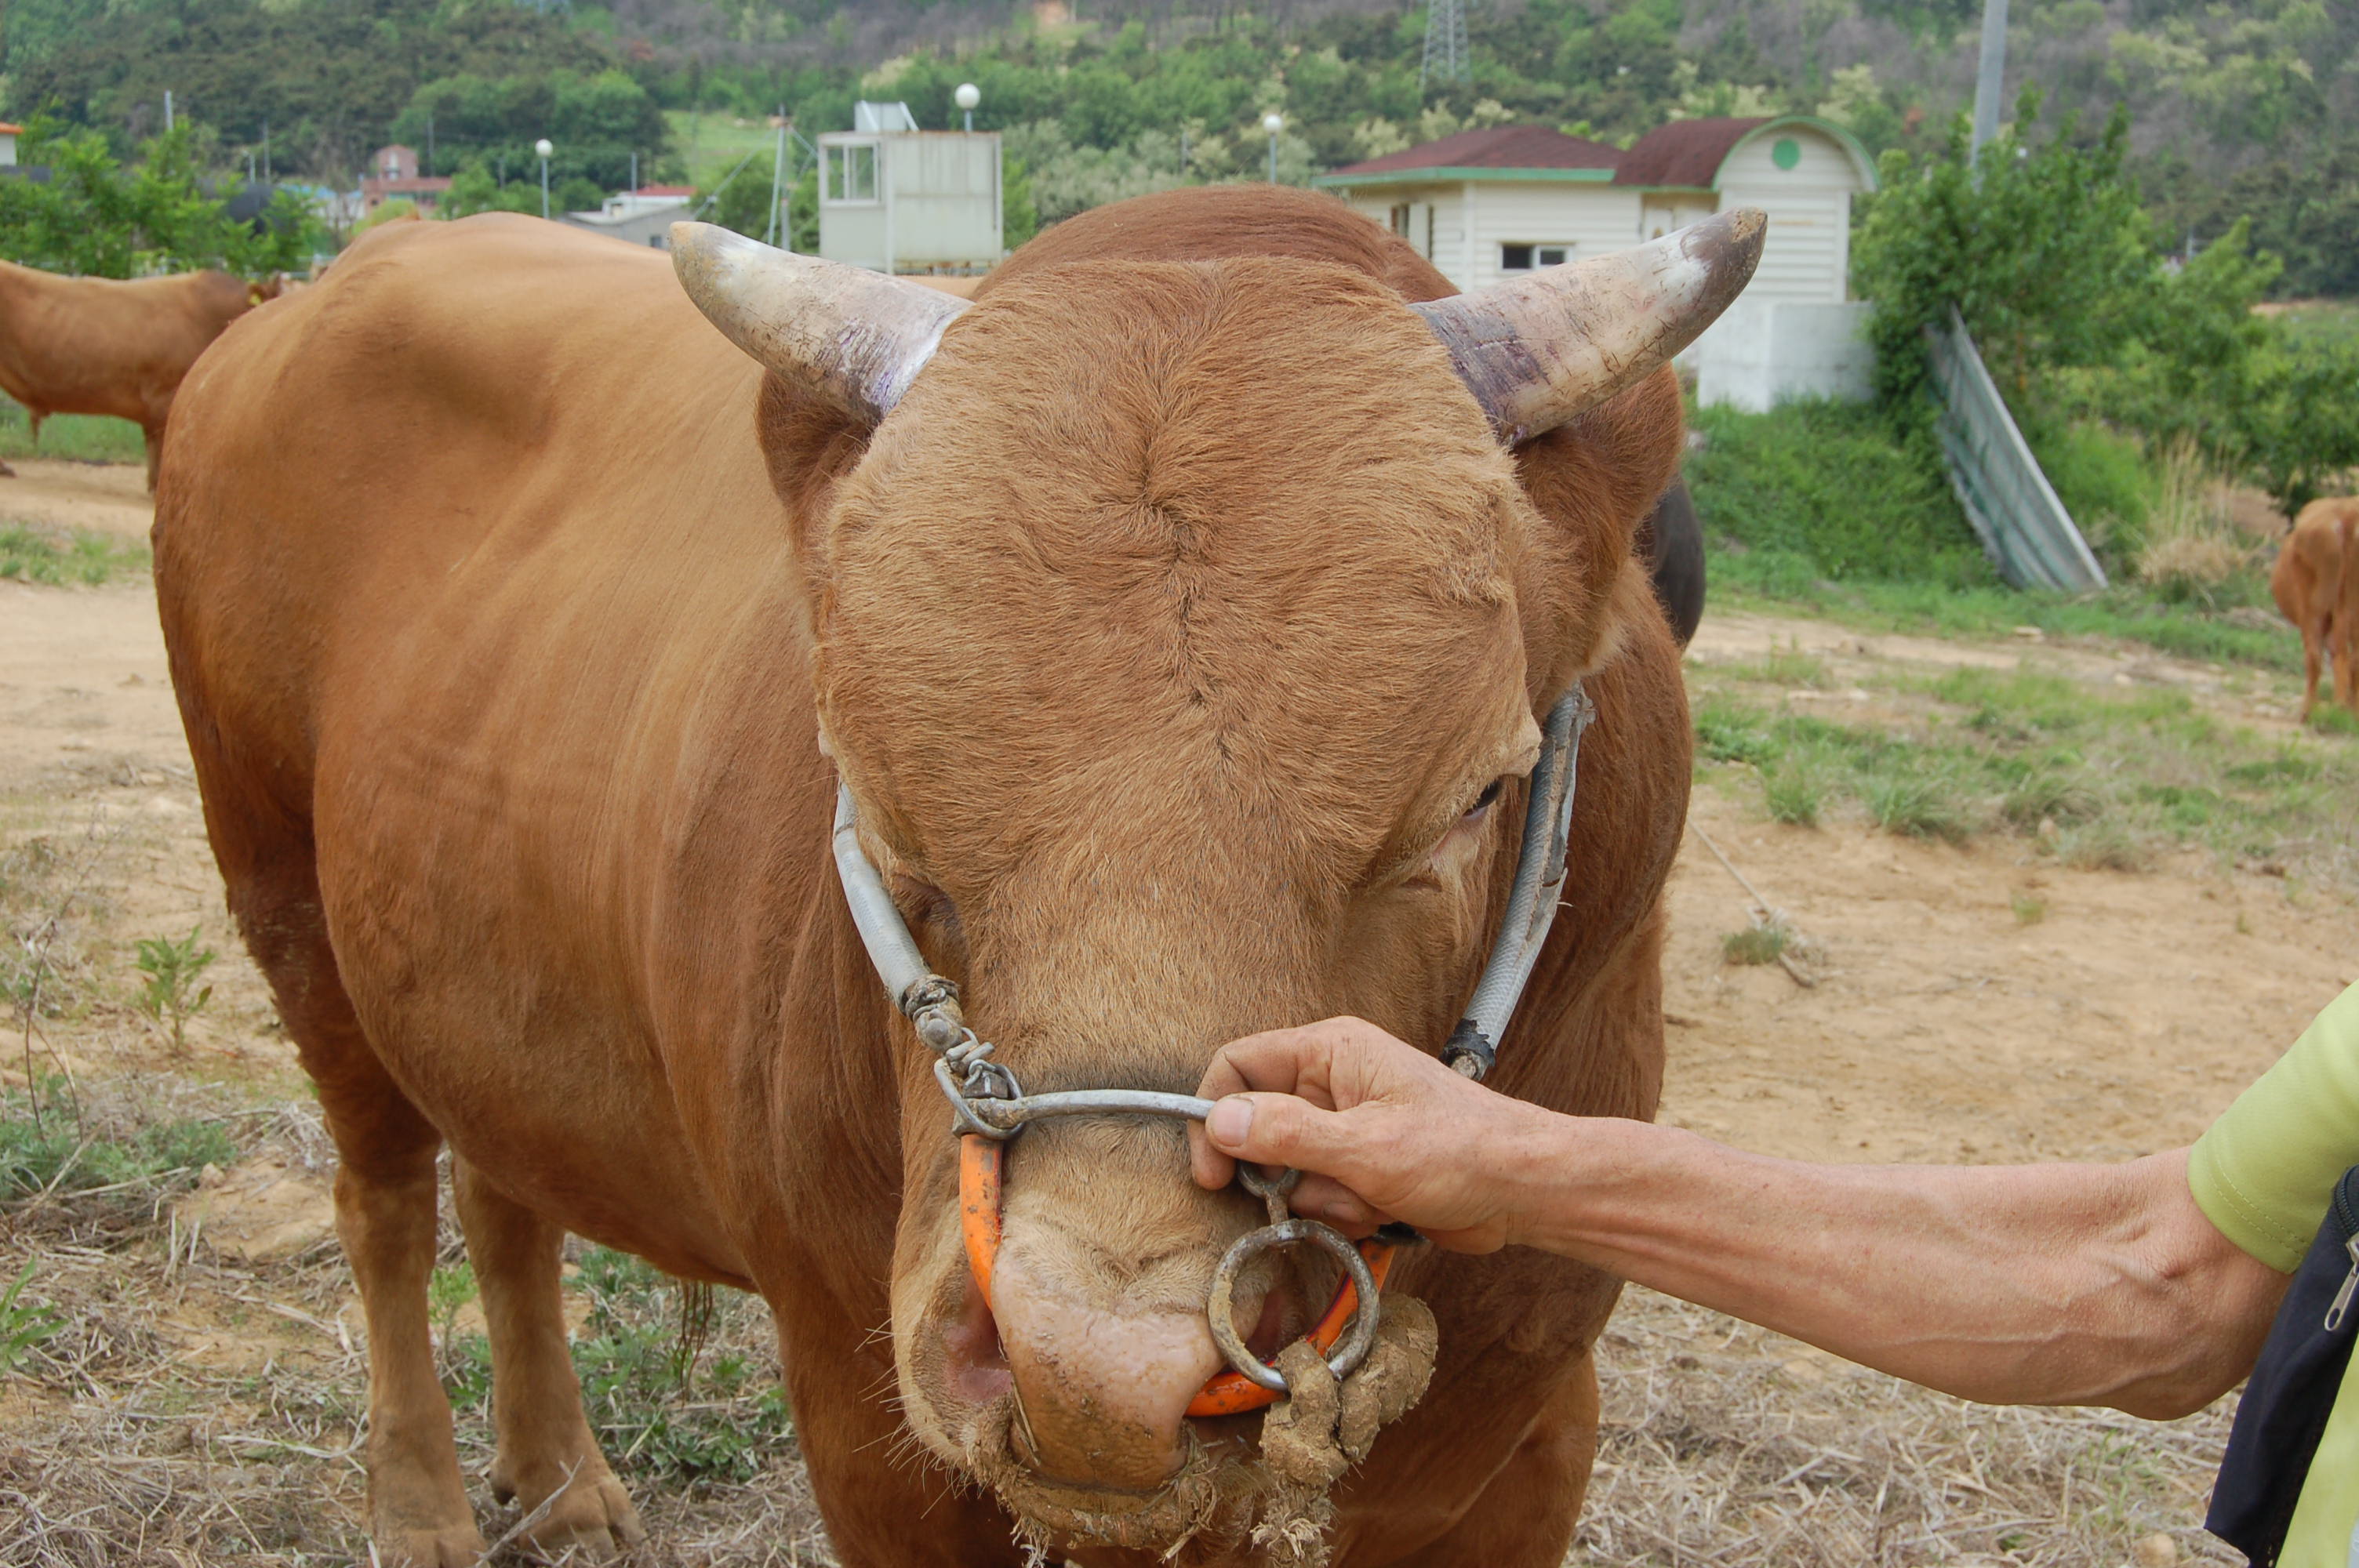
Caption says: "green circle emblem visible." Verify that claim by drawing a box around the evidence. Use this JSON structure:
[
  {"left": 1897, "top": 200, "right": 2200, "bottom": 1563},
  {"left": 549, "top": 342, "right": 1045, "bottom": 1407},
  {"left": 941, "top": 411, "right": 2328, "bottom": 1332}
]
[{"left": 1771, "top": 136, "right": 1801, "bottom": 171}]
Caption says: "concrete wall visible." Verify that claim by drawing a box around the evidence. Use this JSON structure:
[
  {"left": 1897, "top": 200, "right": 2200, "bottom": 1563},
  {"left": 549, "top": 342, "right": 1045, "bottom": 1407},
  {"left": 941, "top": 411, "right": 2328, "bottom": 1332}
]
[{"left": 1685, "top": 298, "right": 1875, "bottom": 412}]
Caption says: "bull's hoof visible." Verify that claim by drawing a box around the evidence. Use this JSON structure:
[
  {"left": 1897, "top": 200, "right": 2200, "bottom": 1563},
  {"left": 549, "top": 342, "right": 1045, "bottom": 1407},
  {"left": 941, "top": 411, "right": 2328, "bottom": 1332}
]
[
  {"left": 373, "top": 1520, "right": 489, "bottom": 1568},
  {"left": 518, "top": 1471, "right": 647, "bottom": 1560},
  {"left": 492, "top": 1456, "right": 647, "bottom": 1560}
]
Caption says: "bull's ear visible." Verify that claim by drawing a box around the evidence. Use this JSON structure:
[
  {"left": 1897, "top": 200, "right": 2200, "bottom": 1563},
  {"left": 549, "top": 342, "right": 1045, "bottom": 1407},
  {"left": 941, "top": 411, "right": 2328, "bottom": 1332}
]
[
  {"left": 670, "top": 222, "right": 968, "bottom": 428},
  {"left": 1412, "top": 208, "right": 1765, "bottom": 446}
]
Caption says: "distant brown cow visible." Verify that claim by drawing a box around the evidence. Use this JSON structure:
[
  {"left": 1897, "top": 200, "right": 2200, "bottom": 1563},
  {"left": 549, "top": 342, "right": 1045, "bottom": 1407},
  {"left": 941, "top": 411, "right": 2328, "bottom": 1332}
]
[
  {"left": 156, "top": 192, "right": 1761, "bottom": 1566},
  {"left": 0, "top": 260, "right": 278, "bottom": 489},
  {"left": 2272, "top": 497, "right": 2359, "bottom": 720}
]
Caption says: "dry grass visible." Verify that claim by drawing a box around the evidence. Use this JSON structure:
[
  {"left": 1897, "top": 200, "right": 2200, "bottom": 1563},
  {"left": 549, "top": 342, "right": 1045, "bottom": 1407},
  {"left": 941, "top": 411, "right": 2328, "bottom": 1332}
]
[
  {"left": 1580, "top": 1289, "right": 2232, "bottom": 1567},
  {"left": 2133, "top": 440, "right": 2259, "bottom": 596}
]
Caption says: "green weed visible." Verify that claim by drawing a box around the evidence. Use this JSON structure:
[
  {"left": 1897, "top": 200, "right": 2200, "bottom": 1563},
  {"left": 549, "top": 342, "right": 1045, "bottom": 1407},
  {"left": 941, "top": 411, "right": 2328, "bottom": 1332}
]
[
  {"left": 133, "top": 927, "right": 217, "bottom": 1053},
  {"left": 2010, "top": 890, "right": 2048, "bottom": 925},
  {"left": 0, "top": 522, "right": 149, "bottom": 586},
  {"left": 1761, "top": 762, "right": 1825, "bottom": 827},
  {"left": 1860, "top": 766, "right": 1979, "bottom": 844},
  {"left": 1721, "top": 919, "right": 1791, "bottom": 967},
  {"left": 0, "top": 1259, "right": 62, "bottom": 1377}
]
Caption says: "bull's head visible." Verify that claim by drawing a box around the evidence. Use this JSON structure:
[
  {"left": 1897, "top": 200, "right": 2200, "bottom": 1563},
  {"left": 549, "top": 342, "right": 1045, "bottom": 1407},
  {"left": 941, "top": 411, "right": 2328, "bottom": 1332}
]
[{"left": 671, "top": 205, "right": 1759, "bottom": 1557}]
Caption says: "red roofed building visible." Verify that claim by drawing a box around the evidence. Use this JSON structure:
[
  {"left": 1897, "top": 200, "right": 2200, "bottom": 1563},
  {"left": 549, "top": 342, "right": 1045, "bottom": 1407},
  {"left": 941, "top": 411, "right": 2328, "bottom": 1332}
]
[
  {"left": 1317, "top": 114, "right": 1878, "bottom": 408},
  {"left": 362, "top": 145, "right": 453, "bottom": 216},
  {"left": 0, "top": 122, "right": 22, "bottom": 167}
]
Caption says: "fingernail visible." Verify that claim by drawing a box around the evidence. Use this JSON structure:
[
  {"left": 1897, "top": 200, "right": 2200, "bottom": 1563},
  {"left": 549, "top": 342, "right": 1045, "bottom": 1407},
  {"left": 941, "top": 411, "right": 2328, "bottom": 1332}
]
[{"left": 1207, "top": 1097, "right": 1253, "bottom": 1149}]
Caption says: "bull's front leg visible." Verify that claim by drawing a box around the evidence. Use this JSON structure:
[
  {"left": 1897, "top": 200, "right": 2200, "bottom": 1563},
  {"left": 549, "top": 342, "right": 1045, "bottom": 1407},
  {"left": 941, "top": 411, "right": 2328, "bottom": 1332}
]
[{"left": 451, "top": 1157, "right": 646, "bottom": 1559}]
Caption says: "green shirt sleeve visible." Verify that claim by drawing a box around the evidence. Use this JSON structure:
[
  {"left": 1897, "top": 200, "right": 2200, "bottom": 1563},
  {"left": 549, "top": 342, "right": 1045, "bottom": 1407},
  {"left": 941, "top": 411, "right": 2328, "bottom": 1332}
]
[{"left": 2190, "top": 982, "right": 2359, "bottom": 1274}]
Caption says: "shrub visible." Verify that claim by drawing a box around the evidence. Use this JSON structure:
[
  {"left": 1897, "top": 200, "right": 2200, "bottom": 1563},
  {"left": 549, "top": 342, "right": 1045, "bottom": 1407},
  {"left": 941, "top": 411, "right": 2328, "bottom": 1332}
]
[{"left": 1722, "top": 919, "right": 1790, "bottom": 966}]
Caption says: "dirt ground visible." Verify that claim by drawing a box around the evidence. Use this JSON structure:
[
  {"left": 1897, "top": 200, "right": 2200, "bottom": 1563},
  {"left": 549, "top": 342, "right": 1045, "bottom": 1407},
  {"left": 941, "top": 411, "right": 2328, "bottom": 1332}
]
[
  {"left": 0, "top": 458, "right": 155, "bottom": 539},
  {"left": 4, "top": 477, "right": 2349, "bottom": 1564}
]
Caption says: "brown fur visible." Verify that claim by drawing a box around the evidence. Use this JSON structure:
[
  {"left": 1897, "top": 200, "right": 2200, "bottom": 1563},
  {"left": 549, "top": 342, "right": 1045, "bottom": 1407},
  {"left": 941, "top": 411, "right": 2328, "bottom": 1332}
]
[
  {"left": 0, "top": 259, "right": 275, "bottom": 489},
  {"left": 154, "top": 187, "right": 1691, "bottom": 1566},
  {"left": 2273, "top": 497, "right": 2359, "bottom": 720}
]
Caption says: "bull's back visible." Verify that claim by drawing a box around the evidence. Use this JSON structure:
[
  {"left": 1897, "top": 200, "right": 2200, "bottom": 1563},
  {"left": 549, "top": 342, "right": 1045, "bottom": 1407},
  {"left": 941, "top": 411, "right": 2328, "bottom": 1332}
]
[{"left": 158, "top": 216, "right": 774, "bottom": 817}]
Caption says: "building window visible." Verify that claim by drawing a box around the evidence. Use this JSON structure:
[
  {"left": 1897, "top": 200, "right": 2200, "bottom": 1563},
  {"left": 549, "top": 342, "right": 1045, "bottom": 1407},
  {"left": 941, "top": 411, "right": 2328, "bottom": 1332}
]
[
  {"left": 1500, "top": 244, "right": 1571, "bottom": 271},
  {"left": 824, "top": 143, "right": 878, "bottom": 203}
]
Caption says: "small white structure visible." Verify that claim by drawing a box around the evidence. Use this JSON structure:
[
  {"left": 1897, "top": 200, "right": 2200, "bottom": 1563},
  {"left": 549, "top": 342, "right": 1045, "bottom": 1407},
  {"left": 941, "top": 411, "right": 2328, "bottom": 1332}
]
[
  {"left": 818, "top": 100, "right": 1003, "bottom": 275},
  {"left": 1317, "top": 116, "right": 1879, "bottom": 410},
  {"left": 0, "top": 123, "right": 20, "bottom": 167},
  {"left": 559, "top": 185, "right": 697, "bottom": 249}
]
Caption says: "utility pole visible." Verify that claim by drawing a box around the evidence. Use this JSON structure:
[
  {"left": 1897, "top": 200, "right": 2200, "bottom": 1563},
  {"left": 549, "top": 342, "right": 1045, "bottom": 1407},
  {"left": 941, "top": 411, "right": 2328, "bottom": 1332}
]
[
  {"left": 426, "top": 112, "right": 435, "bottom": 176},
  {"left": 536, "top": 137, "right": 552, "bottom": 220},
  {"left": 262, "top": 118, "right": 271, "bottom": 181},
  {"left": 164, "top": 90, "right": 175, "bottom": 132},
  {"left": 1969, "top": 0, "right": 2008, "bottom": 160},
  {"left": 764, "top": 109, "right": 787, "bottom": 248},
  {"left": 630, "top": 150, "right": 638, "bottom": 194},
  {"left": 1262, "top": 112, "right": 1282, "bottom": 184}
]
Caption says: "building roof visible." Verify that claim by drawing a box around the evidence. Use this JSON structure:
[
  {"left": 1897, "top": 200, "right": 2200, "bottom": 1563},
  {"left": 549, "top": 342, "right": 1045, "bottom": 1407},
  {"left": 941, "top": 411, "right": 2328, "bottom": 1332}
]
[
  {"left": 1325, "top": 125, "right": 1623, "bottom": 180},
  {"left": 365, "top": 176, "right": 454, "bottom": 194},
  {"left": 1613, "top": 114, "right": 1878, "bottom": 190},
  {"left": 631, "top": 184, "right": 695, "bottom": 198},
  {"left": 1611, "top": 118, "right": 1765, "bottom": 188},
  {"left": 0, "top": 123, "right": 23, "bottom": 136}
]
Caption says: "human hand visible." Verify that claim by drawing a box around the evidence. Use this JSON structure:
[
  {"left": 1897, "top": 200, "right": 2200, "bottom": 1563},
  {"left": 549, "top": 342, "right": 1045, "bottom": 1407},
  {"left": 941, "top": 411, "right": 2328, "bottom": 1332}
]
[{"left": 1187, "top": 1015, "right": 1555, "bottom": 1253}]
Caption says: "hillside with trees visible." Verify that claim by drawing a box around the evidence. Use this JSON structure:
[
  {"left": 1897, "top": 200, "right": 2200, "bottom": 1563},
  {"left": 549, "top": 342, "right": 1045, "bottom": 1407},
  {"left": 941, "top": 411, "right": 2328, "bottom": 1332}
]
[{"left": 0, "top": 0, "right": 2346, "bottom": 295}]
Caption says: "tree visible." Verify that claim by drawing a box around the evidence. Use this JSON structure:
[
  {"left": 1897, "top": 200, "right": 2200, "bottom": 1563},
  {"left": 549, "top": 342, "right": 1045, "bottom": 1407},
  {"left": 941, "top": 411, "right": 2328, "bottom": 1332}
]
[
  {"left": 1852, "top": 92, "right": 2154, "bottom": 408},
  {"left": 0, "top": 118, "right": 310, "bottom": 278}
]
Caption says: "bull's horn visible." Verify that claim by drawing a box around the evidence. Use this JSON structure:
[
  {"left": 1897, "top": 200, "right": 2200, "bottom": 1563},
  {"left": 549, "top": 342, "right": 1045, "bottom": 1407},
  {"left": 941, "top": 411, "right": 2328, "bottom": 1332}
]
[
  {"left": 1411, "top": 207, "right": 1766, "bottom": 445},
  {"left": 671, "top": 221, "right": 967, "bottom": 425}
]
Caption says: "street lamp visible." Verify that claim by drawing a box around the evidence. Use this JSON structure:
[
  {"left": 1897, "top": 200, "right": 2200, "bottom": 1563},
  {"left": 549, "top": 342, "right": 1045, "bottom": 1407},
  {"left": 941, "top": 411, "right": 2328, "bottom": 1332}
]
[
  {"left": 1262, "top": 112, "right": 1283, "bottom": 185},
  {"left": 955, "top": 82, "right": 980, "bottom": 133},
  {"left": 535, "top": 137, "right": 553, "bottom": 220}
]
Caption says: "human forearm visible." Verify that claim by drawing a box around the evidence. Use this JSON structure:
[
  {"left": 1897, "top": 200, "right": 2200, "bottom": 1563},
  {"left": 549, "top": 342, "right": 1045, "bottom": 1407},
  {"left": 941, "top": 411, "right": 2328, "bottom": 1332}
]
[{"left": 1504, "top": 1121, "right": 2282, "bottom": 1414}]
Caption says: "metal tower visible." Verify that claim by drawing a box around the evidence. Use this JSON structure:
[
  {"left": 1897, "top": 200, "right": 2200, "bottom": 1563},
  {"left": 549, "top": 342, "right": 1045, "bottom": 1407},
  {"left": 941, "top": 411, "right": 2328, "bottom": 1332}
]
[{"left": 1422, "top": 0, "right": 1470, "bottom": 91}]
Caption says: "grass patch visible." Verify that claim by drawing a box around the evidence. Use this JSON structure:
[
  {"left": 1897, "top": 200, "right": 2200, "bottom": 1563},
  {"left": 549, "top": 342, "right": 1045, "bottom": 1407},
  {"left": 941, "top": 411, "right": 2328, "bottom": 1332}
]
[
  {"left": 2011, "top": 889, "right": 2048, "bottom": 924},
  {"left": 1, "top": 521, "right": 151, "bottom": 586},
  {"left": 1685, "top": 398, "right": 1990, "bottom": 586},
  {"left": 0, "top": 400, "right": 147, "bottom": 463},
  {"left": 0, "top": 1083, "right": 239, "bottom": 1201},
  {"left": 443, "top": 1244, "right": 794, "bottom": 1487},
  {"left": 1691, "top": 664, "right": 2359, "bottom": 878}
]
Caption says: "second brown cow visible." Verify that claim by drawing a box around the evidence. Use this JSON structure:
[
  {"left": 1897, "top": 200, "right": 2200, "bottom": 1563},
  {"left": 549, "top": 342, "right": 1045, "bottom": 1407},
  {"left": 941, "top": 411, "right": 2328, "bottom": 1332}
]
[{"left": 0, "top": 259, "right": 275, "bottom": 488}]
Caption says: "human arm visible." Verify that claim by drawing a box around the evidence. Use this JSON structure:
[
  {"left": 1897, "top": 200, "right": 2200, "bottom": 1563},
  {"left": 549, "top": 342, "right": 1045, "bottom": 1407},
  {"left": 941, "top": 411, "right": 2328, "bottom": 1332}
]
[{"left": 1187, "top": 1016, "right": 2289, "bottom": 1417}]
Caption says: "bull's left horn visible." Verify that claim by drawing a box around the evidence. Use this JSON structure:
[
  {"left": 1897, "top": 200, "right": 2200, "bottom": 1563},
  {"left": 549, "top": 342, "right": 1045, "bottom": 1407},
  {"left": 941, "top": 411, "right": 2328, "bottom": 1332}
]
[
  {"left": 1411, "top": 207, "right": 1766, "bottom": 445},
  {"left": 671, "top": 221, "right": 968, "bottom": 426}
]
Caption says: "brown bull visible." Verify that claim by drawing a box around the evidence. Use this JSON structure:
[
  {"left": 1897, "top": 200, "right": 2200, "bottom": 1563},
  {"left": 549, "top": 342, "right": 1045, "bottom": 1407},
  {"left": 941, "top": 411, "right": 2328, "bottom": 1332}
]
[
  {"left": 0, "top": 259, "right": 276, "bottom": 488},
  {"left": 154, "top": 189, "right": 1757, "bottom": 1566},
  {"left": 2274, "top": 497, "right": 2359, "bottom": 721}
]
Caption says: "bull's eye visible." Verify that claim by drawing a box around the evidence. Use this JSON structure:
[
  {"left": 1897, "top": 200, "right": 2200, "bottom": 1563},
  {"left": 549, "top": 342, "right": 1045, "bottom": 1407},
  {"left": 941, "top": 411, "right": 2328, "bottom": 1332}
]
[{"left": 1464, "top": 778, "right": 1504, "bottom": 822}]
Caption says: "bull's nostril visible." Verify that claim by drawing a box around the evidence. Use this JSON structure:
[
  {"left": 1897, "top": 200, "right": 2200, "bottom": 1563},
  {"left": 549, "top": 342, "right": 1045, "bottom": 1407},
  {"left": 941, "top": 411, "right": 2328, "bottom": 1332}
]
[
  {"left": 943, "top": 1263, "right": 1012, "bottom": 1405},
  {"left": 1243, "top": 1281, "right": 1292, "bottom": 1362}
]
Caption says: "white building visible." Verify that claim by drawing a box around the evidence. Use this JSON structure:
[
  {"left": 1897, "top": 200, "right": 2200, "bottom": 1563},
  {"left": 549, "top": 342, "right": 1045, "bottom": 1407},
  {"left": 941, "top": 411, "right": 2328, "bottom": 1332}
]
[
  {"left": 818, "top": 101, "right": 1003, "bottom": 275},
  {"left": 0, "top": 123, "right": 19, "bottom": 167},
  {"left": 1316, "top": 115, "right": 1880, "bottom": 411},
  {"left": 559, "top": 184, "right": 697, "bottom": 248}
]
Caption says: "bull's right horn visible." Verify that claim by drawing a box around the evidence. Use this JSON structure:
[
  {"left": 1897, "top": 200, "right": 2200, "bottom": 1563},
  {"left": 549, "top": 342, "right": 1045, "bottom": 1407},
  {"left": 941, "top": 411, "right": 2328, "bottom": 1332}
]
[
  {"left": 1412, "top": 208, "right": 1766, "bottom": 446},
  {"left": 671, "top": 221, "right": 968, "bottom": 426}
]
